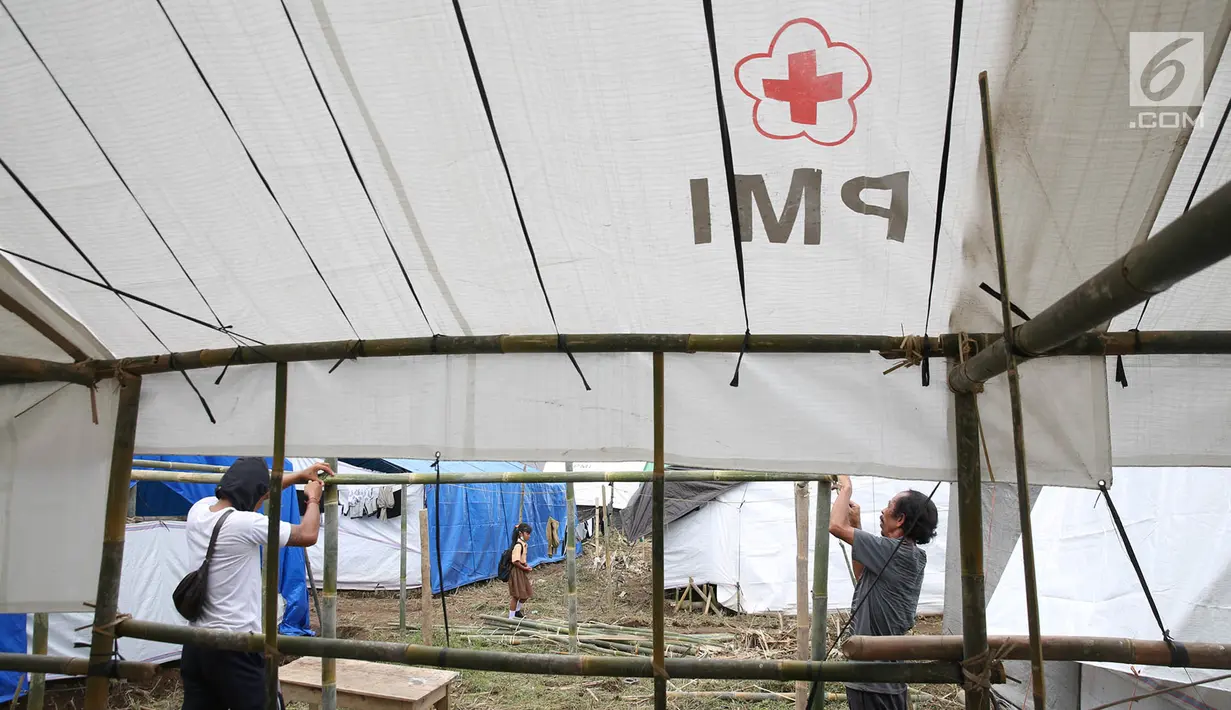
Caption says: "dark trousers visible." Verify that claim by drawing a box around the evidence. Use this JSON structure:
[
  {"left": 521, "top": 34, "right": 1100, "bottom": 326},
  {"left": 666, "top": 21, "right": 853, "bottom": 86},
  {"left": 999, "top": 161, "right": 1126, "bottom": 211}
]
[
  {"left": 181, "top": 644, "right": 284, "bottom": 710},
  {"left": 846, "top": 687, "right": 909, "bottom": 710}
]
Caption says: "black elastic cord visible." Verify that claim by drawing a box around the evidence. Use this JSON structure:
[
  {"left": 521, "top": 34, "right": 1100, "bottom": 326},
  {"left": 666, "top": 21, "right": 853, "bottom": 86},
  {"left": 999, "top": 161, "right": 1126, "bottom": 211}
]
[
  {"left": 214, "top": 347, "right": 243, "bottom": 386},
  {"left": 170, "top": 353, "right": 216, "bottom": 424},
  {"left": 1097, "top": 481, "right": 1189, "bottom": 666},
  {"left": 556, "top": 335, "right": 591, "bottom": 391},
  {"left": 278, "top": 1, "right": 434, "bottom": 335},
  {"left": 328, "top": 340, "right": 366, "bottom": 374},
  {"left": 806, "top": 480, "right": 943, "bottom": 708},
  {"left": 432, "top": 452, "right": 450, "bottom": 646},
  {"left": 978, "top": 283, "right": 1031, "bottom": 322},
  {"left": 920, "top": 0, "right": 965, "bottom": 388},
  {"left": 155, "top": 0, "right": 360, "bottom": 340},
  {"left": 450, "top": 0, "right": 589, "bottom": 391},
  {"left": 0, "top": 247, "right": 263, "bottom": 346},
  {"left": 1, "top": 0, "right": 240, "bottom": 349},
  {"left": 700, "top": 0, "right": 753, "bottom": 387},
  {"left": 1114, "top": 330, "right": 1141, "bottom": 389}
]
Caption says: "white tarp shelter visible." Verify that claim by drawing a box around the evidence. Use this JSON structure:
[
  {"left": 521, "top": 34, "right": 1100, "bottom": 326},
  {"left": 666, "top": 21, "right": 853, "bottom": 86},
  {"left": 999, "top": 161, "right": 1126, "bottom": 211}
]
[
  {"left": 664, "top": 479, "right": 951, "bottom": 615},
  {"left": 1, "top": 0, "right": 1230, "bottom": 615},
  {"left": 988, "top": 467, "right": 1231, "bottom": 699},
  {"left": 542, "top": 461, "right": 646, "bottom": 511}
]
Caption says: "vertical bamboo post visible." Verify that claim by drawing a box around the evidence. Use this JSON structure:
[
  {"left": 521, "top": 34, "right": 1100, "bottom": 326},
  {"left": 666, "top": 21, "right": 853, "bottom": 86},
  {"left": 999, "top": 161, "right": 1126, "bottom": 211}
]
[
  {"left": 795, "top": 483, "right": 810, "bottom": 710},
  {"left": 419, "top": 508, "right": 434, "bottom": 645},
  {"left": 400, "top": 484, "right": 409, "bottom": 632},
  {"left": 83, "top": 374, "right": 142, "bottom": 710},
  {"left": 955, "top": 385, "right": 990, "bottom": 710},
  {"left": 322, "top": 457, "right": 338, "bottom": 710},
  {"left": 565, "top": 464, "right": 578, "bottom": 653},
  {"left": 264, "top": 362, "right": 287, "bottom": 710},
  {"left": 29, "top": 612, "right": 48, "bottom": 710},
  {"left": 652, "top": 352, "right": 666, "bottom": 710},
  {"left": 602, "top": 486, "right": 613, "bottom": 609},
  {"left": 810, "top": 478, "right": 831, "bottom": 710},
  {"left": 978, "top": 70, "right": 1045, "bottom": 710}
]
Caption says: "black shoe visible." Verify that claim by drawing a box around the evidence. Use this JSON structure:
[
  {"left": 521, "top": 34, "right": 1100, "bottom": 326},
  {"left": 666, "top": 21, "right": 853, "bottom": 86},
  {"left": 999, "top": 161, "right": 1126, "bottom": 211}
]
[{"left": 515, "top": 610, "right": 525, "bottom": 618}]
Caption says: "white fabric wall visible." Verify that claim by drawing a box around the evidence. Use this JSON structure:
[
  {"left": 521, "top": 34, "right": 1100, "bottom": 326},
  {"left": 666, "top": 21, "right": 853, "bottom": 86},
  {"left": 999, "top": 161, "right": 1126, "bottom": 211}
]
[
  {"left": 664, "top": 478, "right": 950, "bottom": 615},
  {"left": 0, "top": 381, "right": 118, "bottom": 612},
  {"left": 988, "top": 468, "right": 1231, "bottom": 693},
  {"left": 543, "top": 462, "right": 645, "bottom": 510},
  {"left": 1080, "top": 664, "right": 1231, "bottom": 710},
  {"left": 304, "top": 484, "right": 426, "bottom": 591}
]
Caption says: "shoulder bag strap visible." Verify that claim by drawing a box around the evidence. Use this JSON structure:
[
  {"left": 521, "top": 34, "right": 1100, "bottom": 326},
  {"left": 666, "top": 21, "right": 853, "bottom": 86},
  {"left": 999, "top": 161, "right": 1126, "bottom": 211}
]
[{"left": 204, "top": 509, "right": 236, "bottom": 566}]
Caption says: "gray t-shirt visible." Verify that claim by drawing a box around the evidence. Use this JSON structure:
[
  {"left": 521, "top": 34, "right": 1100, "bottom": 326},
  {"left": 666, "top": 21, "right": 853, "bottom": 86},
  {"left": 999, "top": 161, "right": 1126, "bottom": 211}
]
[{"left": 845, "top": 528, "right": 927, "bottom": 694}]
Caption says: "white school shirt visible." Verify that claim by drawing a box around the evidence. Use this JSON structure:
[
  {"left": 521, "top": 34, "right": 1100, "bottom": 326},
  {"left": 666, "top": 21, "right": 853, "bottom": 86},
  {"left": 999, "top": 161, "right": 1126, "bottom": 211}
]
[{"left": 185, "top": 497, "right": 292, "bottom": 634}]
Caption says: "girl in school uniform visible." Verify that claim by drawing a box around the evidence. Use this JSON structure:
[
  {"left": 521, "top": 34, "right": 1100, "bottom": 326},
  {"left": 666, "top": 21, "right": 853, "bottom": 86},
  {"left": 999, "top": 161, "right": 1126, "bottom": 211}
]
[{"left": 507, "top": 523, "right": 534, "bottom": 618}]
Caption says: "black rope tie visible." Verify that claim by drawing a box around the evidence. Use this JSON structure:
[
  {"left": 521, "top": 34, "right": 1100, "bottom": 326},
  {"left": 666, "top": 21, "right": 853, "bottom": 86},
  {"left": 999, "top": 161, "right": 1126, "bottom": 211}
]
[
  {"left": 729, "top": 329, "right": 751, "bottom": 387},
  {"left": 432, "top": 452, "right": 451, "bottom": 647},
  {"left": 1114, "top": 329, "right": 1140, "bottom": 389},
  {"left": 806, "top": 480, "right": 943, "bottom": 709},
  {"left": 700, "top": 0, "right": 753, "bottom": 389},
  {"left": 1098, "top": 481, "right": 1189, "bottom": 667},
  {"left": 920, "top": 0, "right": 965, "bottom": 388},
  {"left": 450, "top": 0, "right": 589, "bottom": 392},
  {"left": 979, "top": 282, "right": 1032, "bottom": 322},
  {"left": 431, "top": 333, "right": 442, "bottom": 355},
  {"left": 170, "top": 353, "right": 216, "bottom": 424},
  {"left": 214, "top": 347, "right": 243, "bottom": 386},
  {"left": 557, "top": 335, "right": 591, "bottom": 391},
  {"left": 328, "top": 339, "right": 366, "bottom": 375}
]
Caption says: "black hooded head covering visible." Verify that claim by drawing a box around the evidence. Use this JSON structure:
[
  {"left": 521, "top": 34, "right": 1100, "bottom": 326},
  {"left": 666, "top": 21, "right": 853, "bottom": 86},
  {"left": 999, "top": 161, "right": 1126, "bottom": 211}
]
[{"left": 216, "top": 457, "right": 271, "bottom": 512}]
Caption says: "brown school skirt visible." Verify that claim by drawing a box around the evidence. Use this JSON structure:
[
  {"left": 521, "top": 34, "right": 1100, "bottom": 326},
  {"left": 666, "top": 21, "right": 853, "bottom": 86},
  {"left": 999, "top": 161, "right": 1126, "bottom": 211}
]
[{"left": 508, "top": 565, "right": 533, "bottom": 600}]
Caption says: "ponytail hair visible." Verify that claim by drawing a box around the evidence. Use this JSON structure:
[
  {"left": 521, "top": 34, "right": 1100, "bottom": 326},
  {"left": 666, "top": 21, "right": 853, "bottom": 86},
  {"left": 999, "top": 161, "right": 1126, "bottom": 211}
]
[{"left": 510, "top": 522, "right": 532, "bottom": 547}]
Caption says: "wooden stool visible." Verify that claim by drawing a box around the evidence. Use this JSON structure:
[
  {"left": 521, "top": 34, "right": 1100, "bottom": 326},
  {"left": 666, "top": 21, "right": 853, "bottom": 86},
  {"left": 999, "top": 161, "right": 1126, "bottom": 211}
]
[{"left": 279, "top": 657, "right": 457, "bottom": 710}]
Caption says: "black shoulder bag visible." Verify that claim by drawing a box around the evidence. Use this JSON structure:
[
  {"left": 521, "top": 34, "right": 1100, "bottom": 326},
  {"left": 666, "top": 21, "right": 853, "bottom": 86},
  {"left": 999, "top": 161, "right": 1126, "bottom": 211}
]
[{"left": 173, "top": 509, "right": 235, "bottom": 621}]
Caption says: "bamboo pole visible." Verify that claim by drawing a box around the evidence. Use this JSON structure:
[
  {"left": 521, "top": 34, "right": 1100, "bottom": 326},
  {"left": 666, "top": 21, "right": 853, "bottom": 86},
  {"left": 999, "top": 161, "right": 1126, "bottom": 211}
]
[
  {"left": 28, "top": 612, "right": 48, "bottom": 710},
  {"left": 129, "top": 465, "right": 841, "bottom": 485},
  {"left": 652, "top": 351, "right": 666, "bottom": 710},
  {"left": 601, "top": 487, "right": 613, "bottom": 609},
  {"left": 976, "top": 71, "right": 1045, "bottom": 710},
  {"left": 648, "top": 690, "right": 938, "bottom": 704},
  {"left": 114, "top": 618, "right": 974, "bottom": 683},
  {"left": 565, "top": 466, "right": 578, "bottom": 653},
  {"left": 954, "top": 384, "right": 989, "bottom": 710},
  {"left": 795, "top": 483, "right": 809, "bottom": 710},
  {"left": 419, "top": 508, "right": 434, "bottom": 645},
  {"left": 16, "top": 330, "right": 1231, "bottom": 387},
  {"left": 83, "top": 374, "right": 141, "bottom": 710},
  {"left": 843, "top": 635, "right": 1231, "bottom": 668},
  {"left": 810, "top": 478, "right": 831, "bottom": 710},
  {"left": 322, "top": 457, "right": 339, "bottom": 710},
  {"left": 265, "top": 362, "right": 287, "bottom": 710},
  {"left": 0, "top": 653, "right": 160, "bottom": 680},
  {"left": 400, "top": 484, "right": 408, "bottom": 633}
]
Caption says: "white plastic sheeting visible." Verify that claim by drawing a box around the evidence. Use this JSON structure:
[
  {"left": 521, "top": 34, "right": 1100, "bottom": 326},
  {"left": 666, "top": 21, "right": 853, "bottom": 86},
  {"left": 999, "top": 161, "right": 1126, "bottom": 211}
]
[
  {"left": 664, "top": 479, "right": 950, "bottom": 615},
  {"left": 987, "top": 467, "right": 1231, "bottom": 693},
  {"left": 304, "top": 484, "right": 427, "bottom": 592},
  {"left": 543, "top": 462, "right": 646, "bottom": 510}
]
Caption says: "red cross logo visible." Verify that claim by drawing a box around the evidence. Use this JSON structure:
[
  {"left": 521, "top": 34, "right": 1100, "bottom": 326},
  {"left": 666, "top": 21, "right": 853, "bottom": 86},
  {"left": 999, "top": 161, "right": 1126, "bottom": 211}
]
[
  {"left": 734, "top": 19, "right": 872, "bottom": 146},
  {"left": 762, "top": 51, "right": 843, "bottom": 126}
]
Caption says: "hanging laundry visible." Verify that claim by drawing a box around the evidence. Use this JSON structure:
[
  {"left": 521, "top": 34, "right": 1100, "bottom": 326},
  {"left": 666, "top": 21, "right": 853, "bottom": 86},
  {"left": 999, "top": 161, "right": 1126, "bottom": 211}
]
[
  {"left": 547, "top": 517, "right": 560, "bottom": 556},
  {"left": 376, "top": 486, "right": 397, "bottom": 520}
]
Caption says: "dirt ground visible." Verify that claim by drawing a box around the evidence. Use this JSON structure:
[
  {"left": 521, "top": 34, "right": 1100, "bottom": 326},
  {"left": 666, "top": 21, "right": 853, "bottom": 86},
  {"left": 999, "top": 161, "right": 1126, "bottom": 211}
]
[{"left": 9, "top": 534, "right": 963, "bottom": 710}]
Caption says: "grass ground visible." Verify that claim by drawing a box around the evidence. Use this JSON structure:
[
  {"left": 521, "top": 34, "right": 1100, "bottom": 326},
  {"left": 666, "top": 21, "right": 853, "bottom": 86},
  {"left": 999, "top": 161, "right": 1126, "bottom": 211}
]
[{"left": 9, "top": 534, "right": 963, "bottom": 709}]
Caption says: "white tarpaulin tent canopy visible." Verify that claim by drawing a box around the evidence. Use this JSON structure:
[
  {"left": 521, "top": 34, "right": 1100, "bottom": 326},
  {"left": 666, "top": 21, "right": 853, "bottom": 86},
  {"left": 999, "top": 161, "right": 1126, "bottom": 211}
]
[
  {"left": 988, "top": 467, "right": 1231, "bottom": 696},
  {"left": 1, "top": 0, "right": 1230, "bottom": 612},
  {"left": 663, "top": 478, "right": 951, "bottom": 615},
  {"left": 542, "top": 461, "right": 646, "bottom": 510}
]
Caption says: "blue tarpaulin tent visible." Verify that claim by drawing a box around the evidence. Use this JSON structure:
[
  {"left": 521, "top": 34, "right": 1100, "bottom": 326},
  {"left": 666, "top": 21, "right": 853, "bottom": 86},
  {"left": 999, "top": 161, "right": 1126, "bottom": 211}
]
[
  {"left": 386, "top": 460, "right": 582, "bottom": 594},
  {"left": 130, "top": 455, "right": 313, "bottom": 637}
]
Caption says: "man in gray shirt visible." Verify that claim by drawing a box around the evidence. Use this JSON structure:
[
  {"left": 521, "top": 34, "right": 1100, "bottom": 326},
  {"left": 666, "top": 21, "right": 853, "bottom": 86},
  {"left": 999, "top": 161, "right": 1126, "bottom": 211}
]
[{"left": 828, "top": 475, "right": 938, "bottom": 710}]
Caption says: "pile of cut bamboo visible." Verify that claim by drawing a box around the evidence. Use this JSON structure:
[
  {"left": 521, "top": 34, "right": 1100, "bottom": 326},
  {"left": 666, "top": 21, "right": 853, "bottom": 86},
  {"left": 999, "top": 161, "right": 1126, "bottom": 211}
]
[{"left": 472, "top": 615, "right": 735, "bottom": 657}]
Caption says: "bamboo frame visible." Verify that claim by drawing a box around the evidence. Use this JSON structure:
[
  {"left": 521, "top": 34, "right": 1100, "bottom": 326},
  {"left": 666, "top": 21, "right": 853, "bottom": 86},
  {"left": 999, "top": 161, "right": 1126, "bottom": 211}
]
[
  {"left": 565, "top": 472, "right": 578, "bottom": 653},
  {"left": 810, "top": 477, "right": 831, "bottom": 710},
  {"left": 652, "top": 351, "right": 667, "bottom": 710},
  {"left": 0, "top": 653, "right": 161, "bottom": 680},
  {"left": 322, "top": 457, "right": 339, "bottom": 710},
  {"left": 954, "top": 385, "right": 989, "bottom": 710},
  {"left": 112, "top": 618, "right": 972, "bottom": 683},
  {"left": 12, "top": 329, "right": 1231, "bottom": 388},
  {"left": 264, "top": 362, "right": 287, "bottom": 710},
  {"left": 83, "top": 374, "right": 142, "bottom": 710},
  {"left": 977, "top": 71, "right": 1045, "bottom": 710},
  {"left": 128, "top": 466, "right": 842, "bottom": 485},
  {"left": 419, "top": 509, "right": 434, "bottom": 644},
  {"left": 399, "top": 482, "right": 409, "bottom": 633},
  {"left": 843, "top": 635, "right": 1231, "bottom": 668},
  {"left": 29, "top": 612, "right": 48, "bottom": 710},
  {"left": 794, "top": 482, "right": 809, "bottom": 710}
]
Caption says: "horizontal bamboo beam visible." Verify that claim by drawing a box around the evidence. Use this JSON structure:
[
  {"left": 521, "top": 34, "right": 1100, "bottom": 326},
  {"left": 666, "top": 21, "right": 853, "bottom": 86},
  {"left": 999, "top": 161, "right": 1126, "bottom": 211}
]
[
  {"left": 0, "top": 652, "right": 161, "bottom": 680},
  {"left": 950, "top": 181, "right": 1231, "bottom": 392},
  {"left": 7, "top": 330, "right": 1231, "bottom": 386},
  {"left": 129, "top": 467, "right": 838, "bottom": 485},
  {"left": 115, "top": 619, "right": 970, "bottom": 684},
  {"left": 843, "top": 635, "right": 1231, "bottom": 669}
]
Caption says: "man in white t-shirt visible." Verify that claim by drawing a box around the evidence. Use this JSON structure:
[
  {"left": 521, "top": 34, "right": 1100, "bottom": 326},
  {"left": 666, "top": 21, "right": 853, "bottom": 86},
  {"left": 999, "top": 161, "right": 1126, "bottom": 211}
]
[{"left": 180, "top": 457, "right": 331, "bottom": 710}]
